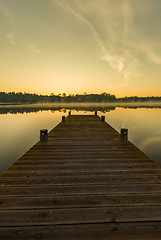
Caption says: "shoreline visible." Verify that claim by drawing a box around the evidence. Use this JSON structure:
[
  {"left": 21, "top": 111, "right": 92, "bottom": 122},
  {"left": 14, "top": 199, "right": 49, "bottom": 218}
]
[{"left": 0, "top": 101, "right": 161, "bottom": 109}]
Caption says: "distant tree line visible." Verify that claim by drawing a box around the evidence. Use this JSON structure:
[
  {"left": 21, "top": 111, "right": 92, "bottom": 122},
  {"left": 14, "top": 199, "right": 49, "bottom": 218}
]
[
  {"left": 117, "top": 96, "right": 161, "bottom": 102},
  {"left": 0, "top": 91, "right": 161, "bottom": 103}
]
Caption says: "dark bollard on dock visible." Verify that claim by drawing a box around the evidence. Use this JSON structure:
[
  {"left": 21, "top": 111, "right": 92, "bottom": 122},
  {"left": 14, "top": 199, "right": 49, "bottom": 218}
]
[
  {"left": 40, "top": 129, "right": 48, "bottom": 141},
  {"left": 62, "top": 116, "right": 65, "bottom": 121},
  {"left": 95, "top": 111, "right": 97, "bottom": 116},
  {"left": 121, "top": 128, "right": 128, "bottom": 140},
  {"left": 101, "top": 116, "right": 105, "bottom": 121}
]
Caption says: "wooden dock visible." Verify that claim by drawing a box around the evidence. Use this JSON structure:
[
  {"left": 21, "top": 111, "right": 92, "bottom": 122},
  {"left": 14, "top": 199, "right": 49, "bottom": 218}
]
[{"left": 1, "top": 114, "right": 161, "bottom": 239}]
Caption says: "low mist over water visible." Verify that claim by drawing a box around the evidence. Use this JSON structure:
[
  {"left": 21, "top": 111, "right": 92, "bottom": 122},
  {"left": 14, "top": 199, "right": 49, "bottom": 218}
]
[
  {"left": 0, "top": 103, "right": 161, "bottom": 174},
  {"left": 1, "top": 102, "right": 161, "bottom": 114}
]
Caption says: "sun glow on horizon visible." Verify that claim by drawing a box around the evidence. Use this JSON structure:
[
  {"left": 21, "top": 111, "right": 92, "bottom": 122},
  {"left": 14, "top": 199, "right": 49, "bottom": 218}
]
[{"left": 0, "top": 0, "right": 161, "bottom": 96}]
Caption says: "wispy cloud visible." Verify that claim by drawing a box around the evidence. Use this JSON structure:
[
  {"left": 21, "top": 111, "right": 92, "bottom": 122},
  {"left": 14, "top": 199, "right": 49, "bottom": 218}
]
[
  {"left": 142, "top": 44, "right": 161, "bottom": 65},
  {"left": 51, "top": 0, "right": 161, "bottom": 85},
  {"left": 0, "top": 0, "right": 15, "bottom": 29},
  {"left": 27, "top": 42, "right": 40, "bottom": 54},
  {"left": 6, "top": 32, "right": 40, "bottom": 53},
  {"left": 52, "top": 0, "right": 139, "bottom": 83},
  {"left": 6, "top": 32, "right": 16, "bottom": 45}
]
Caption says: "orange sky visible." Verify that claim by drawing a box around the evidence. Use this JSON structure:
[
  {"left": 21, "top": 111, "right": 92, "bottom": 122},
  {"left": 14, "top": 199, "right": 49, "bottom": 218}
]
[{"left": 1, "top": 0, "right": 161, "bottom": 97}]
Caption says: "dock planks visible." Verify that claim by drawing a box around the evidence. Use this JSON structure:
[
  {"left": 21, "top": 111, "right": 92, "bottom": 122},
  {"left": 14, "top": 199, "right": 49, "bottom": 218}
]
[{"left": 0, "top": 114, "right": 161, "bottom": 239}]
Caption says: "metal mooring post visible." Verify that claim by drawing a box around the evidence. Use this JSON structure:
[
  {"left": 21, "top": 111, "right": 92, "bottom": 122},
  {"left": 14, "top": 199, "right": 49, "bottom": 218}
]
[
  {"left": 68, "top": 111, "right": 71, "bottom": 116},
  {"left": 40, "top": 129, "right": 48, "bottom": 141},
  {"left": 62, "top": 116, "right": 65, "bottom": 121},
  {"left": 121, "top": 128, "right": 128, "bottom": 140},
  {"left": 101, "top": 116, "right": 105, "bottom": 121},
  {"left": 95, "top": 111, "right": 97, "bottom": 116}
]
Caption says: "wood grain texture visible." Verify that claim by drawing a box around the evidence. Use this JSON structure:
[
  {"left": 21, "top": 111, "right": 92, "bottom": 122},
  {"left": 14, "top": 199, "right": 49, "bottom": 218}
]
[
  {"left": 0, "top": 223, "right": 161, "bottom": 240},
  {"left": 0, "top": 114, "right": 161, "bottom": 239}
]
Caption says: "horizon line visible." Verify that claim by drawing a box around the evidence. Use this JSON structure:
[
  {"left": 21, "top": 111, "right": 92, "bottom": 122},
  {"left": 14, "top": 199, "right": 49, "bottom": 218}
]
[{"left": 1, "top": 91, "right": 161, "bottom": 98}]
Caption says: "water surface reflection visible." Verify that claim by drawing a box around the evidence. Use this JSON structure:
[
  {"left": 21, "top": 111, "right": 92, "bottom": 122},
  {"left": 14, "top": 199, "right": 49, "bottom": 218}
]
[{"left": 0, "top": 104, "right": 161, "bottom": 174}]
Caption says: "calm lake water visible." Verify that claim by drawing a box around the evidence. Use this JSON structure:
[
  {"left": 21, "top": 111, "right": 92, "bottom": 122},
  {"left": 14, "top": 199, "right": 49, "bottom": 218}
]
[{"left": 0, "top": 103, "right": 161, "bottom": 174}]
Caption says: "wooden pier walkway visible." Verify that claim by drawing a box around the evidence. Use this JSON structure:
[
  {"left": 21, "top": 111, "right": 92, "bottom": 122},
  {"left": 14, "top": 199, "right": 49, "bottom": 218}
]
[{"left": 0, "top": 114, "right": 161, "bottom": 239}]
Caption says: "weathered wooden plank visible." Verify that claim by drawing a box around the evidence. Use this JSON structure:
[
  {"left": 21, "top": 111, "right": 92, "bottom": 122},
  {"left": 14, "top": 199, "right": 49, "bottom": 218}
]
[
  {"left": 1, "top": 206, "right": 161, "bottom": 226},
  {"left": 11, "top": 162, "right": 156, "bottom": 171},
  {"left": 3, "top": 169, "right": 161, "bottom": 177},
  {"left": 33, "top": 141, "right": 136, "bottom": 146},
  {"left": 0, "top": 174, "right": 161, "bottom": 186},
  {"left": 26, "top": 148, "right": 147, "bottom": 152},
  {"left": 1, "top": 194, "right": 161, "bottom": 210},
  {"left": 0, "top": 222, "right": 161, "bottom": 240},
  {"left": 14, "top": 159, "right": 154, "bottom": 165},
  {"left": 5, "top": 165, "right": 160, "bottom": 174},
  {"left": 1, "top": 184, "right": 161, "bottom": 196},
  {"left": 18, "top": 154, "right": 150, "bottom": 160}
]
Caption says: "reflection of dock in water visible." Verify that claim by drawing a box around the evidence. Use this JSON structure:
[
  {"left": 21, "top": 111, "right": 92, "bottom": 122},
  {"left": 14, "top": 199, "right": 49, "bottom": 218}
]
[{"left": 0, "top": 114, "right": 161, "bottom": 239}]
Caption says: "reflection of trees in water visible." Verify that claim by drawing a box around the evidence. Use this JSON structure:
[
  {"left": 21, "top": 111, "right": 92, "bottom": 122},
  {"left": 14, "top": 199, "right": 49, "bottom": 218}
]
[
  {"left": 0, "top": 105, "right": 161, "bottom": 114},
  {"left": 0, "top": 106, "right": 115, "bottom": 114}
]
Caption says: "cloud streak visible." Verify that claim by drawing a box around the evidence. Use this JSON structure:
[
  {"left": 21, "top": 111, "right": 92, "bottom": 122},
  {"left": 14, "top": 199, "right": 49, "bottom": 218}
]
[
  {"left": 6, "top": 32, "right": 16, "bottom": 45},
  {"left": 52, "top": 0, "right": 139, "bottom": 83},
  {"left": 0, "top": 0, "right": 16, "bottom": 31},
  {"left": 6, "top": 32, "right": 40, "bottom": 54},
  {"left": 52, "top": 0, "right": 161, "bottom": 87},
  {"left": 27, "top": 42, "right": 40, "bottom": 54}
]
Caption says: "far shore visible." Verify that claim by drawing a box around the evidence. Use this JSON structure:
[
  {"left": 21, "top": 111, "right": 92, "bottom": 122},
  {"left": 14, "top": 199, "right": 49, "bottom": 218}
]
[{"left": 0, "top": 101, "right": 161, "bottom": 108}]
